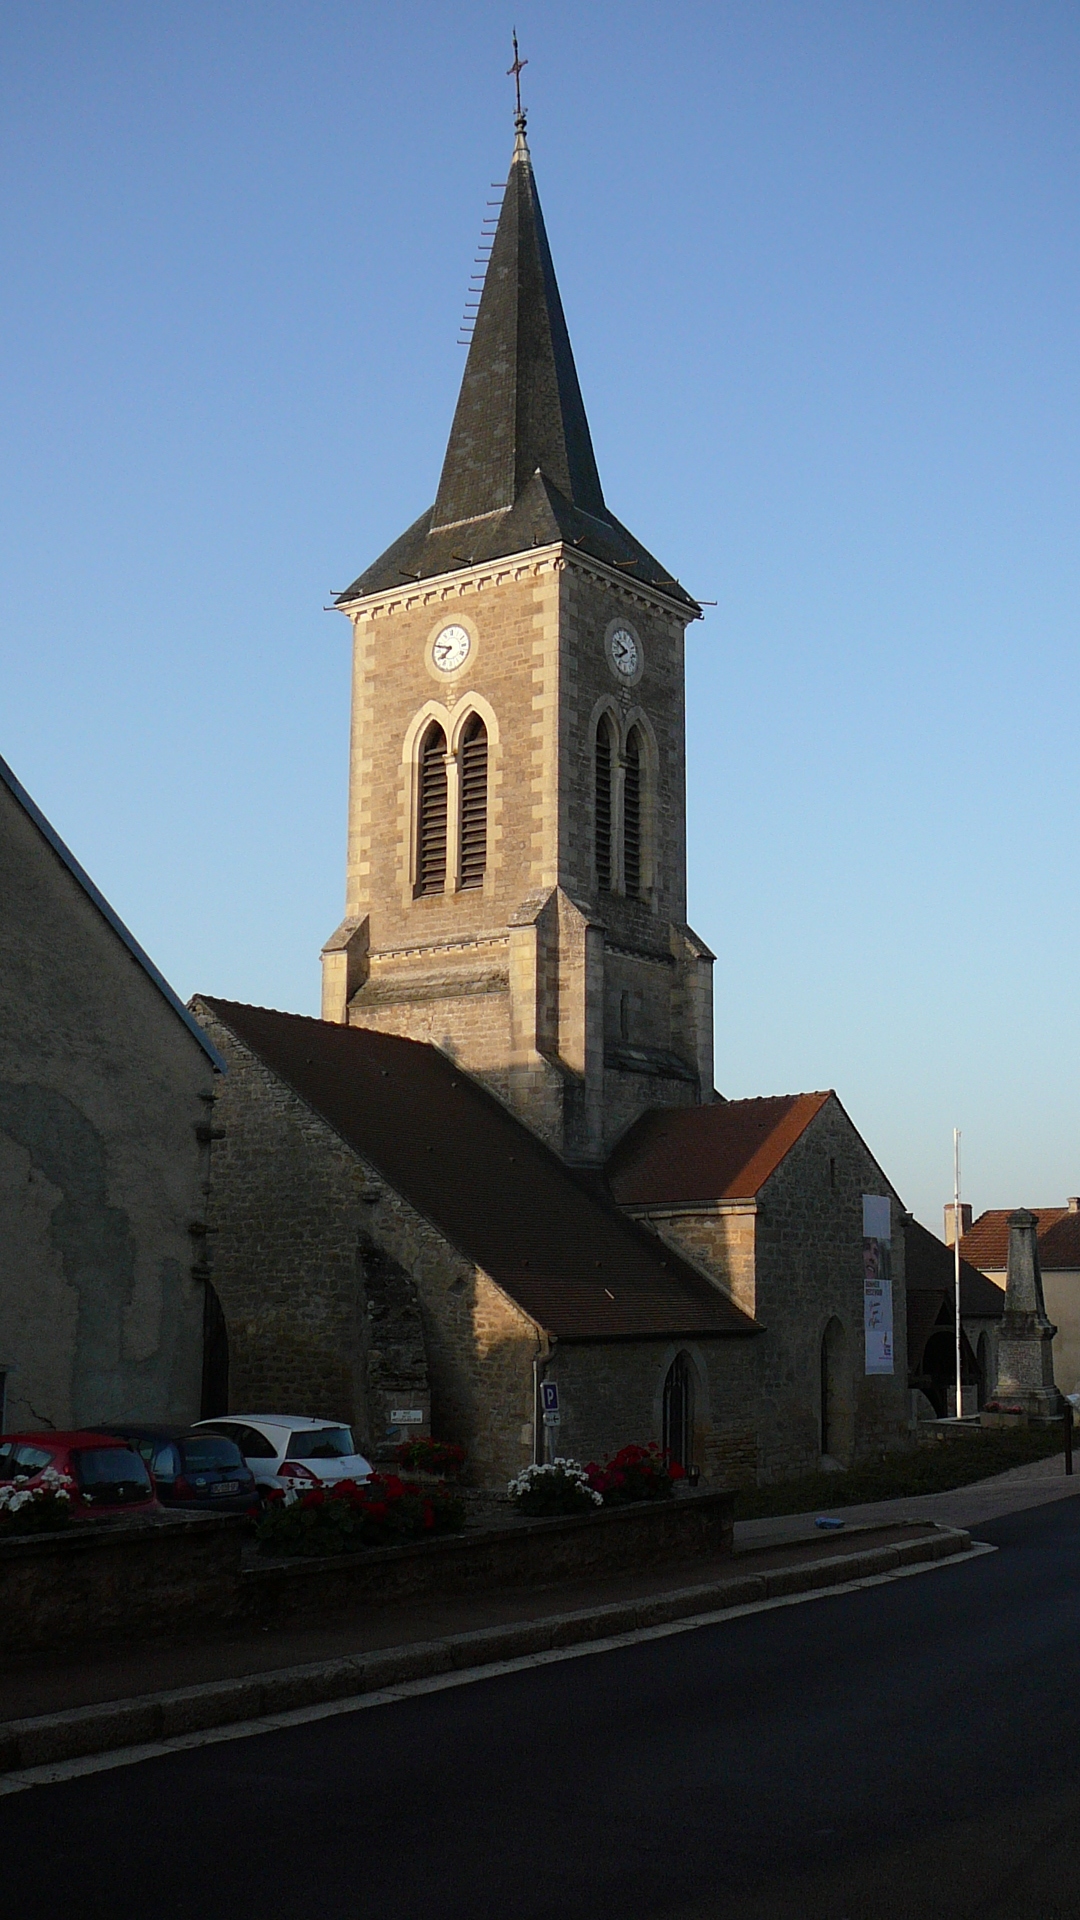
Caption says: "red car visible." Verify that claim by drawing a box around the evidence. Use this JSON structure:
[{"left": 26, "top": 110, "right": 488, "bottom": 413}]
[{"left": 0, "top": 1432, "right": 160, "bottom": 1519}]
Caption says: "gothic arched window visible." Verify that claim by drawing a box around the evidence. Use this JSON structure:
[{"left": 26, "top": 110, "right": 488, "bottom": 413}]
[
  {"left": 623, "top": 727, "right": 643, "bottom": 899},
  {"left": 416, "top": 722, "right": 448, "bottom": 895},
  {"left": 662, "top": 1351, "right": 695, "bottom": 1470},
  {"left": 595, "top": 716, "right": 615, "bottom": 891},
  {"left": 458, "top": 714, "right": 488, "bottom": 890}
]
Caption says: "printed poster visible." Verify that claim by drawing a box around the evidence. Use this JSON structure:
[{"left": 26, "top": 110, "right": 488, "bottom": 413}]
[{"left": 863, "top": 1193, "right": 894, "bottom": 1375}]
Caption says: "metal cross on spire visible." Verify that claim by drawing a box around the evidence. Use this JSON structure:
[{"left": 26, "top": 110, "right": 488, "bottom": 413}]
[{"left": 507, "top": 30, "right": 528, "bottom": 128}]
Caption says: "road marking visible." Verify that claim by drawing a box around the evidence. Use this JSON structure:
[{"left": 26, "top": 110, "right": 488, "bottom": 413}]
[{"left": 0, "top": 1542, "right": 996, "bottom": 1796}]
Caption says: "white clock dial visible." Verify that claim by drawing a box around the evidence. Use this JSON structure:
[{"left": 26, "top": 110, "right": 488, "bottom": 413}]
[
  {"left": 431, "top": 624, "right": 471, "bottom": 673},
  {"left": 608, "top": 626, "right": 640, "bottom": 678}
]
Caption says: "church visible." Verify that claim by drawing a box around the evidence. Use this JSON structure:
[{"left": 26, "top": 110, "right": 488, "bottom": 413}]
[{"left": 195, "top": 104, "right": 911, "bottom": 1488}]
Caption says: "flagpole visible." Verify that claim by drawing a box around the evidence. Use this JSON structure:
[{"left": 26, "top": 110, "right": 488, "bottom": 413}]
[{"left": 954, "top": 1128, "right": 963, "bottom": 1419}]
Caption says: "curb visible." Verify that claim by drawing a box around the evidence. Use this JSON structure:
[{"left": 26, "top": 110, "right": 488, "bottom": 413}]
[{"left": 0, "top": 1523, "right": 971, "bottom": 1773}]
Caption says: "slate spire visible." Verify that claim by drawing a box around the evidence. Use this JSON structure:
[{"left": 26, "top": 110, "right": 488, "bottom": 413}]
[
  {"left": 431, "top": 119, "right": 605, "bottom": 528},
  {"left": 337, "top": 119, "right": 695, "bottom": 610}
]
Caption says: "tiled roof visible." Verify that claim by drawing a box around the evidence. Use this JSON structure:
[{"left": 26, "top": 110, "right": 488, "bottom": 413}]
[
  {"left": 960, "top": 1207, "right": 1080, "bottom": 1271},
  {"left": 197, "top": 999, "right": 757, "bottom": 1345},
  {"left": 606, "top": 1094, "right": 833, "bottom": 1206},
  {"left": 902, "top": 1216, "right": 1004, "bottom": 1318},
  {"left": 337, "top": 129, "right": 695, "bottom": 612}
]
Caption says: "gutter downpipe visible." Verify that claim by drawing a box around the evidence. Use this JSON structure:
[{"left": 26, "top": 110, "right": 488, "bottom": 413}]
[{"left": 533, "top": 1335, "right": 557, "bottom": 1465}]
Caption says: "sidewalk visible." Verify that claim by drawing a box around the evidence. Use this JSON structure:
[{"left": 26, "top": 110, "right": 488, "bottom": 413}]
[{"left": 735, "top": 1448, "right": 1080, "bottom": 1549}]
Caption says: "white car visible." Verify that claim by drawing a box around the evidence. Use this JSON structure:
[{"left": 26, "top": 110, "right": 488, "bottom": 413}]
[{"left": 192, "top": 1415, "right": 372, "bottom": 1498}]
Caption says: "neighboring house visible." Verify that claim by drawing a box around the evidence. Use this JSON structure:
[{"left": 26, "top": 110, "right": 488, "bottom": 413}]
[
  {"left": 958, "top": 1204, "right": 1080, "bottom": 1396},
  {"left": 606, "top": 1094, "right": 911, "bottom": 1478},
  {"left": 191, "top": 998, "right": 758, "bottom": 1489},
  {"left": 903, "top": 1215, "right": 1004, "bottom": 1415},
  {"left": 0, "top": 754, "right": 224, "bottom": 1432}
]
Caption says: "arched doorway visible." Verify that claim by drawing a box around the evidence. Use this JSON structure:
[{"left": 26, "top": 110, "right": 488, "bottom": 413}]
[
  {"left": 200, "top": 1282, "right": 229, "bottom": 1419},
  {"left": 820, "top": 1318, "right": 851, "bottom": 1463},
  {"left": 663, "top": 1351, "right": 695, "bottom": 1468}
]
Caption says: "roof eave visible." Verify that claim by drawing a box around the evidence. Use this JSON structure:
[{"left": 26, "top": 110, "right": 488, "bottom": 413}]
[
  {"left": 333, "top": 540, "right": 701, "bottom": 624},
  {"left": 1, "top": 754, "right": 226, "bottom": 1072}
]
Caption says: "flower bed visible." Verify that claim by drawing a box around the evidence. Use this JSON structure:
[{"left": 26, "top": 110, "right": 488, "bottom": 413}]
[
  {"left": 587, "top": 1443, "right": 684, "bottom": 1505},
  {"left": 508, "top": 1445, "right": 684, "bottom": 1517},
  {"left": 0, "top": 1468, "right": 75, "bottom": 1536},
  {"left": 508, "top": 1460, "right": 603, "bottom": 1517},
  {"left": 255, "top": 1473, "right": 465, "bottom": 1559},
  {"left": 394, "top": 1438, "right": 467, "bottom": 1478}
]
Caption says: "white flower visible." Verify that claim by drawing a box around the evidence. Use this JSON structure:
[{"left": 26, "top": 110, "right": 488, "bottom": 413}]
[{"left": 507, "top": 1459, "right": 603, "bottom": 1505}]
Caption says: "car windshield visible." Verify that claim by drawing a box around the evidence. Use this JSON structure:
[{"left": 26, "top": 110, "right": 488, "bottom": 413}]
[
  {"left": 180, "top": 1437, "right": 243, "bottom": 1471},
  {"left": 286, "top": 1427, "right": 354, "bottom": 1461},
  {"left": 74, "top": 1448, "right": 152, "bottom": 1490}
]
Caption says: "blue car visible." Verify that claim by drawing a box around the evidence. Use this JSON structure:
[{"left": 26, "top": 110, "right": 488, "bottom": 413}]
[{"left": 100, "top": 1425, "right": 258, "bottom": 1514}]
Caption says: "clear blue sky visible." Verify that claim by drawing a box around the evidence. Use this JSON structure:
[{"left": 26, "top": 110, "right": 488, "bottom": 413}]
[{"left": 2, "top": 1, "right": 1078, "bottom": 1231}]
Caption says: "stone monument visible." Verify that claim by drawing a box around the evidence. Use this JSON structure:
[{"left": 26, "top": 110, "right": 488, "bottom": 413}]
[{"left": 988, "top": 1208, "right": 1064, "bottom": 1422}]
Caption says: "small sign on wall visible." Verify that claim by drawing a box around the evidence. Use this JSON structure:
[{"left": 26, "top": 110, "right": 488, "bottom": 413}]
[
  {"left": 390, "top": 1409, "right": 424, "bottom": 1424},
  {"left": 863, "top": 1194, "right": 894, "bottom": 1376}
]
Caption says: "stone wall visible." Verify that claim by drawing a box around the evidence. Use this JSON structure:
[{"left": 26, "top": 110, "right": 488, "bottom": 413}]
[
  {"left": 324, "top": 546, "right": 712, "bottom": 1164},
  {"left": 195, "top": 1002, "right": 540, "bottom": 1484},
  {"left": 0, "top": 778, "right": 215, "bottom": 1431},
  {"left": 754, "top": 1097, "right": 909, "bottom": 1475},
  {"left": 542, "top": 1335, "right": 760, "bottom": 1487},
  {"left": 195, "top": 1006, "right": 768, "bottom": 1490},
  {"left": 0, "top": 1492, "right": 734, "bottom": 1656},
  {"left": 626, "top": 1097, "right": 910, "bottom": 1481}
]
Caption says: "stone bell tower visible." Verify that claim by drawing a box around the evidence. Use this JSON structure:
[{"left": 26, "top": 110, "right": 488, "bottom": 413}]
[{"left": 321, "top": 108, "right": 714, "bottom": 1165}]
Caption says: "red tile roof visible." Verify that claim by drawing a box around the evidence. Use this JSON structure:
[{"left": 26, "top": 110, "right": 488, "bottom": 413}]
[
  {"left": 960, "top": 1207, "right": 1080, "bottom": 1271},
  {"left": 606, "top": 1094, "right": 833, "bottom": 1207},
  {"left": 199, "top": 1000, "right": 757, "bottom": 1345}
]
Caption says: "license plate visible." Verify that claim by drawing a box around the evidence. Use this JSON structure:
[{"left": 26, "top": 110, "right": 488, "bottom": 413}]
[{"left": 211, "top": 1481, "right": 240, "bottom": 1495}]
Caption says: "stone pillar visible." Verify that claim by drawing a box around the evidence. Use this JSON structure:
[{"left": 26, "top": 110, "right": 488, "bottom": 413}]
[{"left": 989, "top": 1208, "right": 1063, "bottom": 1421}]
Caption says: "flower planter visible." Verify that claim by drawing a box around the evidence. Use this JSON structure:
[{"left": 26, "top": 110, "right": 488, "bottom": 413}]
[{"left": 0, "top": 1490, "right": 734, "bottom": 1655}]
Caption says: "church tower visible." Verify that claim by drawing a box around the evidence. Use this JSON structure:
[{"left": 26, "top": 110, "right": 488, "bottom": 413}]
[{"left": 322, "top": 108, "right": 714, "bottom": 1165}]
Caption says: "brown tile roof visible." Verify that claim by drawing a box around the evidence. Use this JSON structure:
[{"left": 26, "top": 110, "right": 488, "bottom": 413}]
[
  {"left": 902, "top": 1216, "right": 1005, "bottom": 1318},
  {"left": 606, "top": 1093, "right": 833, "bottom": 1206},
  {"left": 198, "top": 999, "right": 757, "bottom": 1345},
  {"left": 960, "top": 1207, "right": 1080, "bottom": 1272}
]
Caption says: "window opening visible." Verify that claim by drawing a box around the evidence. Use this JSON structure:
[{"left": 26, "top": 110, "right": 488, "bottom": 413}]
[
  {"left": 624, "top": 728, "right": 642, "bottom": 898},
  {"left": 595, "top": 719, "right": 613, "bottom": 890},
  {"left": 458, "top": 715, "right": 488, "bottom": 889},
  {"left": 662, "top": 1351, "right": 695, "bottom": 1469},
  {"left": 619, "top": 991, "right": 630, "bottom": 1041},
  {"left": 417, "top": 723, "right": 448, "bottom": 895}
]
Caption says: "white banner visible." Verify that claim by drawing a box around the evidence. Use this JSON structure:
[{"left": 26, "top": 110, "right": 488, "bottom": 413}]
[{"left": 863, "top": 1194, "right": 894, "bottom": 1375}]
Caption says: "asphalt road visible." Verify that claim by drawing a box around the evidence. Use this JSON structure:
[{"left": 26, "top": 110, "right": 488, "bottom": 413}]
[{"left": 7, "top": 1496, "right": 1080, "bottom": 1920}]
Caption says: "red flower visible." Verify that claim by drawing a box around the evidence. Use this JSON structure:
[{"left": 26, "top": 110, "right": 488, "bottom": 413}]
[{"left": 300, "top": 1489, "right": 325, "bottom": 1509}]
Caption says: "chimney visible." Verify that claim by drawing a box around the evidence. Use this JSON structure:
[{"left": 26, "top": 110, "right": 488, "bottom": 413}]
[
  {"left": 1068, "top": 1197, "right": 1080, "bottom": 1214},
  {"left": 944, "top": 1203, "right": 973, "bottom": 1247}
]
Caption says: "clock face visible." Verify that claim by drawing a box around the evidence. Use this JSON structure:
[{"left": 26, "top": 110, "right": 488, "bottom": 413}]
[
  {"left": 608, "top": 626, "right": 640, "bottom": 678},
  {"left": 431, "top": 624, "right": 471, "bottom": 673}
]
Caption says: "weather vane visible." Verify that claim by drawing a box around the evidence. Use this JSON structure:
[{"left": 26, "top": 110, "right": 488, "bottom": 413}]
[{"left": 508, "top": 30, "right": 528, "bottom": 127}]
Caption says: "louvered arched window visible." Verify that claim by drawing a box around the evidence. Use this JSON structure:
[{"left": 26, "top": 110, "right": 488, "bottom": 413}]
[
  {"left": 416, "top": 722, "right": 448, "bottom": 895},
  {"left": 624, "top": 727, "right": 643, "bottom": 899},
  {"left": 458, "top": 714, "right": 488, "bottom": 890},
  {"left": 595, "top": 716, "right": 615, "bottom": 891}
]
